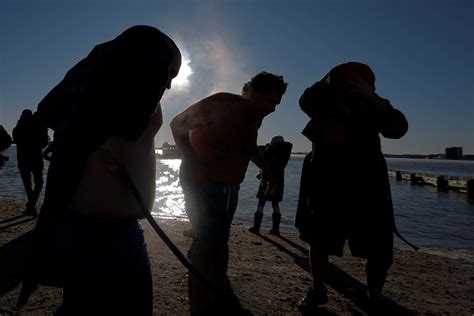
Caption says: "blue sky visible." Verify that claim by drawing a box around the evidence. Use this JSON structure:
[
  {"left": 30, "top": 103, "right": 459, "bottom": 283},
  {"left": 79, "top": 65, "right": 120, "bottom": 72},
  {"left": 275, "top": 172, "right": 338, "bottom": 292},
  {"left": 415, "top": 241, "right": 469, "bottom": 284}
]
[{"left": 1, "top": 0, "right": 473, "bottom": 154}]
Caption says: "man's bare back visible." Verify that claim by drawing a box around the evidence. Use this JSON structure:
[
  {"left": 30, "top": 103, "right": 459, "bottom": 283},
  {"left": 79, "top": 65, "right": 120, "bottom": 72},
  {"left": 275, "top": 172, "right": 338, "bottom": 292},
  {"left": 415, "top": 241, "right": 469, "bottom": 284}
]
[{"left": 183, "top": 92, "right": 262, "bottom": 184}]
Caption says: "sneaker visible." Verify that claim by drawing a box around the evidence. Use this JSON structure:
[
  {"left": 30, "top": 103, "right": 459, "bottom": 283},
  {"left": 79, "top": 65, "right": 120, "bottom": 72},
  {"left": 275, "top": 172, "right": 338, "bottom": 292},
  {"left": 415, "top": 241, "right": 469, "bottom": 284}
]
[{"left": 298, "top": 286, "right": 328, "bottom": 312}]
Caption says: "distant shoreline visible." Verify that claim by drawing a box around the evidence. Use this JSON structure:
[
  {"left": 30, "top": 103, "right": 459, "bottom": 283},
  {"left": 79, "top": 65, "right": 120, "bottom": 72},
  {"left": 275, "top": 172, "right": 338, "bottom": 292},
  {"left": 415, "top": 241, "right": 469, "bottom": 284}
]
[{"left": 290, "top": 152, "right": 474, "bottom": 161}]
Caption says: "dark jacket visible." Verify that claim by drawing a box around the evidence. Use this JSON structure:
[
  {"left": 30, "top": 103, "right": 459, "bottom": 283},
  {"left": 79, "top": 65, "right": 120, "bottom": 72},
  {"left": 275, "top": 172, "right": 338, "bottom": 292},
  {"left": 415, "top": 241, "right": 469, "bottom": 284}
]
[
  {"left": 295, "top": 79, "right": 408, "bottom": 237},
  {"left": 12, "top": 115, "right": 49, "bottom": 170},
  {"left": 257, "top": 141, "right": 293, "bottom": 202}
]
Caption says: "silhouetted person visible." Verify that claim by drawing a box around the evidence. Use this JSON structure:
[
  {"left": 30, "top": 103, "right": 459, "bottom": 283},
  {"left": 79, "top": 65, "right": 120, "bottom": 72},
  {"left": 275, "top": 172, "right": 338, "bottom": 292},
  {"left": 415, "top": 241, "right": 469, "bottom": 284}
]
[
  {"left": 0, "top": 125, "right": 13, "bottom": 170},
  {"left": 171, "top": 72, "right": 287, "bottom": 314},
  {"left": 249, "top": 135, "right": 292, "bottom": 235},
  {"left": 12, "top": 110, "right": 49, "bottom": 216},
  {"left": 295, "top": 62, "right": 408, "bottom": 313},
  {"left": 18, "top": 25, "right": 181, "bottom": 315}
]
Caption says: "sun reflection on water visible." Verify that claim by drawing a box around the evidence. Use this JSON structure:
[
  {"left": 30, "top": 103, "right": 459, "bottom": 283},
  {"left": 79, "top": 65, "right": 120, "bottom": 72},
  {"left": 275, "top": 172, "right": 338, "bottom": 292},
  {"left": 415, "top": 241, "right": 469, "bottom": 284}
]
[{"left": 152, "top": 159, "right": 188, "bottom": 220}]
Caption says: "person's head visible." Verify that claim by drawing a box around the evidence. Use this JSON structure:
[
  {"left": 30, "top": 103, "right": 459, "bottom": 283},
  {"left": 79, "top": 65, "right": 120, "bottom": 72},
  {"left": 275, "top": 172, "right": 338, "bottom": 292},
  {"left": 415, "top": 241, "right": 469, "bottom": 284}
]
[
  {"left": 325, "top": 62, "right": 375, "bottom": 92},
  {"left": 242, "top": 72, "right": 287, "bottom": 117},
  {"left": 116, "top": 25, "right": 182, "bottom": 92},
  {"left": 271, "top": 135, "right": 284, "bottom": 145},
  {"left": 19, "top": 109, "right": 33, "bottom": 122}
]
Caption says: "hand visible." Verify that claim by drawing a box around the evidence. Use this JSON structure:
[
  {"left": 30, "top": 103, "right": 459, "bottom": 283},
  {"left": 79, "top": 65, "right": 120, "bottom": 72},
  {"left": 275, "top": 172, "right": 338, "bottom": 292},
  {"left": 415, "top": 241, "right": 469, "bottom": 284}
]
[
  {"left": 344, "top": 75, "right": 387, "bottom": 114},
  {"left": 260, "top": 169, "right": 273, "bottom": 196}
]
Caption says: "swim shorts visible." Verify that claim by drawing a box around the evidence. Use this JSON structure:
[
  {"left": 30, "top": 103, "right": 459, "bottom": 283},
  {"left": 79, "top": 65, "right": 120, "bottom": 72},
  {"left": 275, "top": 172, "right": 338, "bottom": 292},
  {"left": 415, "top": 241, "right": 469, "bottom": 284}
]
[{"left": 181, "top": 180, "right": 239, "bottom": 243}]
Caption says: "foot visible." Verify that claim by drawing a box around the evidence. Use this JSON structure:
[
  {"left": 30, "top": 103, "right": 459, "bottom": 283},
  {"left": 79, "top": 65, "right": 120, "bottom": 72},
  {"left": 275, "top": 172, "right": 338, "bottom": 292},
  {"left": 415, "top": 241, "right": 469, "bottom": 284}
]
[
  {"left": 248, "top": 227, "right": 260, "bottom": 234},
  {"left": 23, "top": 205, "right": 37, "bottom": 217},
  {"left": 297, "top": 286, "right": 328, "bottom": 312},
  {"left": 269, "top": 229, "right": 280, "bottom": 236},
  {"left": 367, "top": 293, "right": 391, "bottom": 314}
]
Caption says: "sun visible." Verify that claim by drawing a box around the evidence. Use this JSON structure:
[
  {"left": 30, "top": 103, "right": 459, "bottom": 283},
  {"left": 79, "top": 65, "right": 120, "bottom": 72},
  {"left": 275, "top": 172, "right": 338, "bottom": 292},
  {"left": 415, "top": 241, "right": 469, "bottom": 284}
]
[{"left": 172, "top": 54, "right": 192, "bottom": 90}]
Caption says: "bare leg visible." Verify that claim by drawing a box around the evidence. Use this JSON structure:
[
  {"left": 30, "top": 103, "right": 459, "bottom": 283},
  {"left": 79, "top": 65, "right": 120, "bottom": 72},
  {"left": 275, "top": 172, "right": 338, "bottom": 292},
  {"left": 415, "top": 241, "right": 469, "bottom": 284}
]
[
  {"left": 20, "top": 169, "right": 34, "bottom": 204},
  {"left": 298, "top": 246, "right": 329, "bottom": 310},
  {"left": 189, "top": 239, "right": 228, "bottom": 313},
  {"left": 309, "top": 246, "right": 328, "bottom": 291},
  {"left": 31, "top": 167, "right": 44, "bottom": 207},
  {"left": 366, "top": 258, "right": 391, "bottom": 300}
]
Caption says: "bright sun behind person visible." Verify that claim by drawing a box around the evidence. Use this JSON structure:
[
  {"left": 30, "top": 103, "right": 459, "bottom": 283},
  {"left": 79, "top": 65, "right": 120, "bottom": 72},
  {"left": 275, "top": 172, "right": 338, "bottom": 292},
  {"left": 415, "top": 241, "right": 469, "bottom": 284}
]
[{"left": 172, "top": 53, "right": 192, "bottom": 90}]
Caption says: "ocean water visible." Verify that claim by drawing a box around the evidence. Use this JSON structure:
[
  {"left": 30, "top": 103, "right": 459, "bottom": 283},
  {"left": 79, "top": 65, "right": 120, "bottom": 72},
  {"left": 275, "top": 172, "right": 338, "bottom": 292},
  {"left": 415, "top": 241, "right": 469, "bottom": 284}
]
[{"left": 1, "top": 147, "right": 473, "bottom": 250}]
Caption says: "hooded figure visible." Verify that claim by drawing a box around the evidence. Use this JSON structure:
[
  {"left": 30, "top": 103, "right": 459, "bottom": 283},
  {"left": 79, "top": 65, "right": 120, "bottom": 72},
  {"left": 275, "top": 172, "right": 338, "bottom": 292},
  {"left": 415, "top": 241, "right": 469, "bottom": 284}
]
[
  {"left": 249, "top": 135, "right": 293, "bottom": 235},
  {"left": 295, "top": 62, "right": 408, "bottom": 312},
  {"left": 18, "top": 25, "right": 181, "bottom": 314}
]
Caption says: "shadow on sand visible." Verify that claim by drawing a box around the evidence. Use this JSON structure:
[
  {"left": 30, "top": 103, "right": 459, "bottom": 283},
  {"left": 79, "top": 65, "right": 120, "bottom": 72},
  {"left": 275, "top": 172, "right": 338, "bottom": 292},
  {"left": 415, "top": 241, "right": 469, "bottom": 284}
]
[
  {"left": 0, "top": 230, "right": 34, "bottom": 295},
  {"left": 0, "top": 216, "right": 35, "bottom": 232},
  {"left": 186, "top": 241, "right": 253, "bottom": 315},
  {"left": 257, "top": 232, "right": 415, "bottom": 315}
]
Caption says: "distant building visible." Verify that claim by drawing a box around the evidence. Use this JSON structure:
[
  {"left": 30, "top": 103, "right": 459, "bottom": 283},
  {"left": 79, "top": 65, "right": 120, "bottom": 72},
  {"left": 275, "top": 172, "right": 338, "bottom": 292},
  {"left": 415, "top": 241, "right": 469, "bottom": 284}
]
[
  {"left": 160, "top": 142, "right": 181, "bottom": 159},
  {"left": 445, "top": 147, "right": 463, "bottom": 160}
]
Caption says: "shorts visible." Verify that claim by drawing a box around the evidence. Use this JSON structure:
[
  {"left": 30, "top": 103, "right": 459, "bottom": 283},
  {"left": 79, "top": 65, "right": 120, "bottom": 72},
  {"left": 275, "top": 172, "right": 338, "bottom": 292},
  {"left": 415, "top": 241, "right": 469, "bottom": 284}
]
[
  {"left": 305, "top": 205, "right": 394, "bottom": 264},
  {"left": 181, "top": 180, "right": 239, "bottom": 243}
]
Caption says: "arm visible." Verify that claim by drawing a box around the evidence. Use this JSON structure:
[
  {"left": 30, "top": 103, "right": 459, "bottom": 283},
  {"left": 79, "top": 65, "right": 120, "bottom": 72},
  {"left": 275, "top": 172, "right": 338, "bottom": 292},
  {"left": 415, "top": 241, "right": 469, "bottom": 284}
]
[
  {"left": 250, "top": 143, "right": 272, "bottom": 191},
  {"left": 170, "top": 100, "right": 213, "bottom": 159},
  {"left": 100, "top": 106, "right": 163, "bottom": 171},
  {"left": 299, "top": 80, "right": 332, "bottom": 118},
  {"left": 377, "top": 99, "right": 408, "bottom": 139},
  {"left": 344, "top": 75, "right": 408, "bottom": 139},
  {"left": 170, "top": 98, "right": 214, "bottom": 183}
]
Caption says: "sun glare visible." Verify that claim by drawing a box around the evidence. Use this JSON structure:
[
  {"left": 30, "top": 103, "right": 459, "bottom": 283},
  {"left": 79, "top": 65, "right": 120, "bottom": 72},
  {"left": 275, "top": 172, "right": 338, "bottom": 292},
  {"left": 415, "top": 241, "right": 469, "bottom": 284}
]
[{"left": 172, "top": 54, "right": 192, "bottom": 90}]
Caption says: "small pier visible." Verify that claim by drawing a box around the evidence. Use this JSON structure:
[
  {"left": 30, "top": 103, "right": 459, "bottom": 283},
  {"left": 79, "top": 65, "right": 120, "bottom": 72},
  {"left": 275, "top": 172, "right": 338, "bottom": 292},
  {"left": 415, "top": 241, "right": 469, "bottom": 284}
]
[{"left": 388, "top": 170, "right": 474, "bottom": 199}]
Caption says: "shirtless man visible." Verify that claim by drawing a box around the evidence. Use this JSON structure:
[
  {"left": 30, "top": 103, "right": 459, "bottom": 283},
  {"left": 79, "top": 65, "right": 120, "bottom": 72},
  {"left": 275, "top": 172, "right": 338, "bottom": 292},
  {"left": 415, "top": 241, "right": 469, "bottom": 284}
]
[{"left": 171, "top": 72, "right": 287, "bottom": 313}]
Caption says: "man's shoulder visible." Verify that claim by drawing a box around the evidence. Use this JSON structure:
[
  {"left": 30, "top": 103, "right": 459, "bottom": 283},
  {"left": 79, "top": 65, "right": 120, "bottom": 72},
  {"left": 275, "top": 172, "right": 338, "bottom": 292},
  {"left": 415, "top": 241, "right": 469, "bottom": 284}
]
[
  {"left": 208, "top": 92, "right": 243, "bottom": 101},
  {"left": 201, "top": 92, "right": 252, "bottom": 110}
]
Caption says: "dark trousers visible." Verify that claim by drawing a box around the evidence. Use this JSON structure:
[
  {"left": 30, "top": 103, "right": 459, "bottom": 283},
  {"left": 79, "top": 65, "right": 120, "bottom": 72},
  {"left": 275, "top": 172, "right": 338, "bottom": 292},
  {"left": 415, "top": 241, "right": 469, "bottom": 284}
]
[{"left": 20, "top": 167, "right": 43, "bottom": 207}]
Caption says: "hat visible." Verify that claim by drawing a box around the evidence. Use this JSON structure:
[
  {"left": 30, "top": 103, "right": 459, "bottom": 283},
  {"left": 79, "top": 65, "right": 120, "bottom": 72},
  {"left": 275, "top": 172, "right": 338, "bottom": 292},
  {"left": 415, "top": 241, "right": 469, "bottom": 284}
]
[
  {"left": 271, "top": 136, "right": 284, "bottom": 144},
  {"left": 327, "top": 62, "right": 376, "bottom": 88}
]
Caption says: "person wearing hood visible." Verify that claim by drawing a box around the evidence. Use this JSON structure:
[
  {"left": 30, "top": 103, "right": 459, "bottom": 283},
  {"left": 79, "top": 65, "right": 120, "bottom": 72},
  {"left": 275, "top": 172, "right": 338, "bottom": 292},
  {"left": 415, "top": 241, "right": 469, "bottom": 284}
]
[
  {"left": 19, "top": 25, "right": 181, "bottom": 315},
  {"left": 249, "top": 135, "right": 292, "bottom": 235},
  {"left": 295, "top": 62, "right": 408, "bottom": 312}
]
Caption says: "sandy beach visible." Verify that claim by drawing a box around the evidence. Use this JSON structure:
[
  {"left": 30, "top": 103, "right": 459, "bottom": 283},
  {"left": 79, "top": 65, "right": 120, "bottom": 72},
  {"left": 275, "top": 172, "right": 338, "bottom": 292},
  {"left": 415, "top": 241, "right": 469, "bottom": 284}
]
[{"left": 1, "top": 197, "right": 473, "bottom": 315}]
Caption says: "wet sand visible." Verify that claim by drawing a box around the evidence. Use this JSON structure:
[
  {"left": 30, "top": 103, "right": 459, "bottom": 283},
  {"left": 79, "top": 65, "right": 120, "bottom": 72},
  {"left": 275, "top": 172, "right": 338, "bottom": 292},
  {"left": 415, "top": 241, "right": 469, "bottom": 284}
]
[{"left": 1, "top": 198, "right": 473, "bottom": 315}]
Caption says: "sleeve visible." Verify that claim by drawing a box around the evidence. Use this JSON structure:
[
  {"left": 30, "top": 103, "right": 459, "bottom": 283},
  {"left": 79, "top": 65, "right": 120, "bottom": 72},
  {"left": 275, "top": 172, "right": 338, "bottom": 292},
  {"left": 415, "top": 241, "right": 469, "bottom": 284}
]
[
  {"left": 299, "top": 80, "right": 330, "bottom": 119},
  {"left": 377, "top": 98, "right": 409, "bottom": 139},
  {"left": 277, "top": 142, "right": 293, "bottom": 169}
]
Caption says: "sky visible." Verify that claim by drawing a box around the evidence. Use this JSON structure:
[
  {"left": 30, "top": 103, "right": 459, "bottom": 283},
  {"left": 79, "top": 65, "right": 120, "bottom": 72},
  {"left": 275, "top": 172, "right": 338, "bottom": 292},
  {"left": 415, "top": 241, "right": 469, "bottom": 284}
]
[{"left": 1, "top": 0, "right": 473, "bottom": 154}]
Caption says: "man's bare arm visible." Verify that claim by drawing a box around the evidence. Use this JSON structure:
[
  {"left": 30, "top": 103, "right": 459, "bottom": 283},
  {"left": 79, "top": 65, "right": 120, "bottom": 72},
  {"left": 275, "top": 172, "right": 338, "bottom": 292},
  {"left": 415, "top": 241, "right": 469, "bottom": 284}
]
[
  {"left": 250, "top": 144, "right": 272, "bottom": 183},
  {"left": 100, "top": 107, "right": 163, "bottom": 171},
  {"left": 170, "top": 100, "right": 213, "bottom": 156}
]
